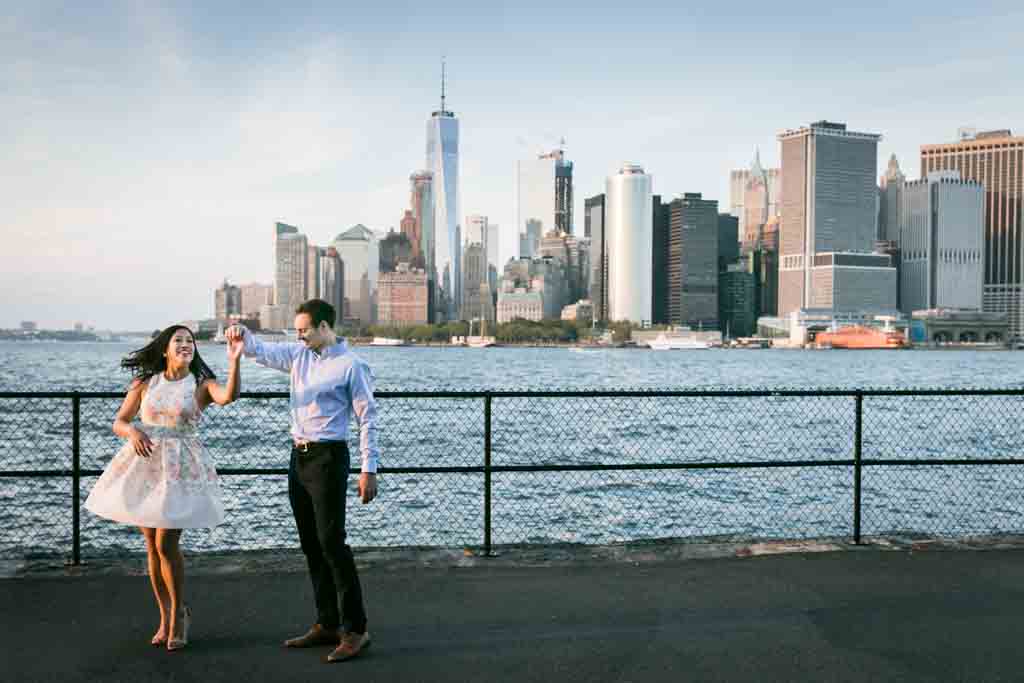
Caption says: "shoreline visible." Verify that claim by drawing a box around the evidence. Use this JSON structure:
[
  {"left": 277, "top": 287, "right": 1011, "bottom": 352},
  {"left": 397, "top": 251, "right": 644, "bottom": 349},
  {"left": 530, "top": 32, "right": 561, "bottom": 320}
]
[
  {"left": 345, "top": 341, "right": 1014, "bottom": 351},
  {"left": 0, "top": 338, "right": 1014, "bottom": 351}
]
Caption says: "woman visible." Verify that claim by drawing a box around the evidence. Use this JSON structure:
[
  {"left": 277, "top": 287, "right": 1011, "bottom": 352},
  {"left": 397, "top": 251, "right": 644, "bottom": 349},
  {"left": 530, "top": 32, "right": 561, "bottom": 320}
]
[{"left": 85, "top": 324, "right": 242, "bottom": 651}]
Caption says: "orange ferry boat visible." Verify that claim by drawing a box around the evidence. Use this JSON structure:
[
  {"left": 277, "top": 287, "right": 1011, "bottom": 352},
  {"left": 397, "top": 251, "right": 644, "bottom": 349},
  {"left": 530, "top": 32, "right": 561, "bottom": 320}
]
[{"left": 814, "top": 325, "right": 907, "bottom": 349}]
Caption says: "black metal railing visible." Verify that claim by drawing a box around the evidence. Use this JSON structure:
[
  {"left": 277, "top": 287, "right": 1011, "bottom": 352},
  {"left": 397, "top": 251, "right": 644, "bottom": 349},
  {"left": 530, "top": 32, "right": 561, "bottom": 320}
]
[{"left": 2, "top": 388, "right": 1023, "bottom": 564}]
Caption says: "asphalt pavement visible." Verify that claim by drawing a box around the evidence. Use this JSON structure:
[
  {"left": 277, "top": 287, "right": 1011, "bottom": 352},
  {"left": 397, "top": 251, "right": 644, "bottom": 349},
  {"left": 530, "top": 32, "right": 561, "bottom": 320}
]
[{"left": 3, "top": 545, "right": 1023, "bottom": 682}]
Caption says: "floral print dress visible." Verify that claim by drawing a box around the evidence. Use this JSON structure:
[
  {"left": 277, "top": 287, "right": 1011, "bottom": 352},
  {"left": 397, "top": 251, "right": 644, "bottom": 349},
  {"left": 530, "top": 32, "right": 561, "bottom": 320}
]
[{"left": 85, "top": 373, "right": 224, "bottom": 528}]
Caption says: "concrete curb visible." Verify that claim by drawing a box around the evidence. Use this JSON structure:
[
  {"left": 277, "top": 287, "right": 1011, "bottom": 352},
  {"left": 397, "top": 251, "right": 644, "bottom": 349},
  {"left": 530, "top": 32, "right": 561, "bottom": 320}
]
[{"left": 6, "top": 533, "right": 1024, "bottom": 579}]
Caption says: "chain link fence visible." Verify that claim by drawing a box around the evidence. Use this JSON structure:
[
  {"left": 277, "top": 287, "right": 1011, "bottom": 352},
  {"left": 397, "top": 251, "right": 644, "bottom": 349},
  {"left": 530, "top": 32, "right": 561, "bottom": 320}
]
[{"left": 1, "top": 389, "right": 1023, "bottom": 562}]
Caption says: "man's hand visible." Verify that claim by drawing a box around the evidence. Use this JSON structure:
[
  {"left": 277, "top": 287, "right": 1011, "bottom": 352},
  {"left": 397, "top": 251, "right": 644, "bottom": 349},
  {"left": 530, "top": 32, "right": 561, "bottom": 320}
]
[{"left": 358, "top": 473, "right": 377, "bottom": 504}]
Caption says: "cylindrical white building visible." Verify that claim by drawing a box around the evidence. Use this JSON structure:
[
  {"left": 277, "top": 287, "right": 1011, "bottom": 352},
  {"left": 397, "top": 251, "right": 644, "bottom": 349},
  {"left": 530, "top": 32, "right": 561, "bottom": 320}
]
[{"left": 606, "top": 163, "right": 653, "bottom": 323}]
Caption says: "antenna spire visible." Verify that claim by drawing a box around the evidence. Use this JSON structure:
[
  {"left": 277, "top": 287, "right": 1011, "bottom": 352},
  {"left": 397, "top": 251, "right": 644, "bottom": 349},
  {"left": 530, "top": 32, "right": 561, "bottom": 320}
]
[{"left": 440, "top": 57, "right": 447, "bottom": 113}]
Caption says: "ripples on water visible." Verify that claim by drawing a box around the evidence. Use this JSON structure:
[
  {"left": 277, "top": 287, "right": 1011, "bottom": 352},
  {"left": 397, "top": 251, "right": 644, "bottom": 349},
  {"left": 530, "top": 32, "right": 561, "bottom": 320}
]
[
  {"left": 1, "top": 341, "right": 1023, "bottom": 556},
  {"left": 3, "top": 340, "right": 1024, "bottom": 391}
]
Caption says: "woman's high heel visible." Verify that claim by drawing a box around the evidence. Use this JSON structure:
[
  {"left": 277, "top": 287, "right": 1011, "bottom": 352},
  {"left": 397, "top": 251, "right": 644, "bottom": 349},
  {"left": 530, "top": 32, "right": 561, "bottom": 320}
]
[{"left": 167, "top": 606, "right": 191, "bottom": 651}]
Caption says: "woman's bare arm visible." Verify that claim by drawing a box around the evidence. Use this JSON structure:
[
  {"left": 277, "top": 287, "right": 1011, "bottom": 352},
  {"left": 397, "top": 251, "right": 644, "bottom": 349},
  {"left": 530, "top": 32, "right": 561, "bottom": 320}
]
[
  {"left": 113, "top": 379, "right": 154, "bottom": 457},
  {"left": 199, "top": 338, "right": 242, "bottom": 408}
]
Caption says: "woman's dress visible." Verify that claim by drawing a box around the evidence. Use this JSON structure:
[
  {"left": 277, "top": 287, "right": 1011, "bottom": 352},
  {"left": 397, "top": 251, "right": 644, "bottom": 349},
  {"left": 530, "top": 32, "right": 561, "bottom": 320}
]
[{"left": 85, "top": 373, "right": 224, "bottom": 528}]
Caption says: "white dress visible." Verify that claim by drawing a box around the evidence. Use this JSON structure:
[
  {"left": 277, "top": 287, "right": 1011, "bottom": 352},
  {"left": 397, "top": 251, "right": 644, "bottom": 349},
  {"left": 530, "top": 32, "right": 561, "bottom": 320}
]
[{"left": 85, "top": 373, "right": 225, "bottom": 529}]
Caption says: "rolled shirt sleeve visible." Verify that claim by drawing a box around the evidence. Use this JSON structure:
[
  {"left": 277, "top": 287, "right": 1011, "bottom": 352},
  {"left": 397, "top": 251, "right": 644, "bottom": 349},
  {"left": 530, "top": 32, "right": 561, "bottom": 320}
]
[
  {"left": 347, "top": 359, "right": 380, "bottom": 473},
  {"left": 240, "top": 326, "right": 302, "bottom": 373}
]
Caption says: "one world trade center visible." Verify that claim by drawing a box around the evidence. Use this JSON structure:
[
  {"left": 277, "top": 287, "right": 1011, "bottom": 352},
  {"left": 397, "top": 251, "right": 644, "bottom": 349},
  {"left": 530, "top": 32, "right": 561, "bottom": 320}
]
[{"left": 426, "top": 62, "right": 460, "bottom": 322}]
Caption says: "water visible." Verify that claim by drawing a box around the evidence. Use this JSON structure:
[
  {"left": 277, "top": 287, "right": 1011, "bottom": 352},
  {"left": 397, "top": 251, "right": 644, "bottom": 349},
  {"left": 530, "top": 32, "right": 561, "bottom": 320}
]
[
  {"left": 2, "top": 341, "right": 1023, "bottom": 558},
  {"left": 2, "top": 340, "right": 1024, "bottom": 391}
]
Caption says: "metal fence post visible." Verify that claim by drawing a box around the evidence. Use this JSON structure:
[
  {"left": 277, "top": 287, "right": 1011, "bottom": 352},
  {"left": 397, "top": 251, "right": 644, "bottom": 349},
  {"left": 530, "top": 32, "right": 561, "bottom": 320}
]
[
  {"left": 853, "top": 392, "right": 863, "bottom": 545},
  {"left": 71, "top": 393, "right": 82, "bottom": 566},
  {"left": 484, "top": 393, "right": 492, "bottom": 556}
]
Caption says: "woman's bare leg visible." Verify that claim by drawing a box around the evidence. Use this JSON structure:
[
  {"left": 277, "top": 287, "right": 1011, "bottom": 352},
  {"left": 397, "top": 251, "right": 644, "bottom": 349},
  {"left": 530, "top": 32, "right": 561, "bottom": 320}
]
[
  {"left": 155, "top": 529, "right": 186, "bottom": 642},
  {"left": 140, "top": 527, "right": 171, "bottom": 643}
]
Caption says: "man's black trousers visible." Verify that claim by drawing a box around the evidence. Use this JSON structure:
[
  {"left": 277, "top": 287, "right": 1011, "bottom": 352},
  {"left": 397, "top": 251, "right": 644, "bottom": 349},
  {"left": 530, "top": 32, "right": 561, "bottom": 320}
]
[{"left": 288, "top": 441, "right": 367, "bottom": 633}]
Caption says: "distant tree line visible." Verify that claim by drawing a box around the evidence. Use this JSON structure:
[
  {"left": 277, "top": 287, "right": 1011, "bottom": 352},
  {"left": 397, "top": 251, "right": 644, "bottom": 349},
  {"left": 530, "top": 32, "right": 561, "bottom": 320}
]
[{"left": 334, "top": 319, "right": 638, "bottom": 344}]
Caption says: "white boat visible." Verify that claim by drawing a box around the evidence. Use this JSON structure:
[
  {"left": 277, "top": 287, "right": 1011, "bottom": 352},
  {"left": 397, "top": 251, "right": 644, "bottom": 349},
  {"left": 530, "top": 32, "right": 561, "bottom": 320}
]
[
  {"left": 646, "top": 333, "right": 711, "bottom": 350},
  {"left": 464, "top": 318, "right": 496, "bottom": 348},
  {"left": 213, "top": 323, "right": 227, "bottom": 344},
  {"left": 370, "top": 337, "right": 407, "bottom": 346},
  {"left": 568, "top": 346, "right": 598, "bottom": 353}
]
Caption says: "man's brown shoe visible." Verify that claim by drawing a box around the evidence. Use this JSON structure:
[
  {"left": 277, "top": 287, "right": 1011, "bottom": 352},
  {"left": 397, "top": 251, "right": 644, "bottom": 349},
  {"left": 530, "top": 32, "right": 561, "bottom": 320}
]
[
  {"left": 284, "top": 624, "right": 342, "bottom": 648},
  {"left": 326, "top": 631, "right": 371, "bottom": 662}
]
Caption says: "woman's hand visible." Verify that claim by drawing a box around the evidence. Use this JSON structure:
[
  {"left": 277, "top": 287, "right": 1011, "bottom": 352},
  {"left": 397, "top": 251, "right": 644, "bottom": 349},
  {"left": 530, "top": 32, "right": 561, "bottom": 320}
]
[
  {"left": 129, "top": 427, "right": 154, "bottom": 457},
  {"left": 227, "top": 336, "right": 244, "bottom": 362}
]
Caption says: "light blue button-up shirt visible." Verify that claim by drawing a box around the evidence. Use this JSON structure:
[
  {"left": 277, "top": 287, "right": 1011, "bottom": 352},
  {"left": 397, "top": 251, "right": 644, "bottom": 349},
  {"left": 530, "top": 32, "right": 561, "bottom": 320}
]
[{"left": 241, "top": 330, "right": 380, "bottom": 473}]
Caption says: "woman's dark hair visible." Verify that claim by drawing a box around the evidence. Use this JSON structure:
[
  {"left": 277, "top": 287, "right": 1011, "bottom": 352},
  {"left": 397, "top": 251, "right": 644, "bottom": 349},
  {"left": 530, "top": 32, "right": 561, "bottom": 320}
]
[
  {"left": 296, "top": 298, "right": 336, "bottom": 328},
  {"left": 121, "top": 324, "right": 216, "bottom": 386}
]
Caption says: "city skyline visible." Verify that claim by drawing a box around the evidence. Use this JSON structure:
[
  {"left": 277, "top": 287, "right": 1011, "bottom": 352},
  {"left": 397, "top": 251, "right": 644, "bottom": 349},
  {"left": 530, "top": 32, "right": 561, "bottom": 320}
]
[{"left": 3, "top": 1, "right": 1023, "bottom": 329}]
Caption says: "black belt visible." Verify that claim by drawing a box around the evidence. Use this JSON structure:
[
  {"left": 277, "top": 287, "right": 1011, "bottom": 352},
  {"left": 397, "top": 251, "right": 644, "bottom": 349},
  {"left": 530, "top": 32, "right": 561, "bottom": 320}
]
[{"left": 293, "top": 439, "right": 346, "bottom": 453}]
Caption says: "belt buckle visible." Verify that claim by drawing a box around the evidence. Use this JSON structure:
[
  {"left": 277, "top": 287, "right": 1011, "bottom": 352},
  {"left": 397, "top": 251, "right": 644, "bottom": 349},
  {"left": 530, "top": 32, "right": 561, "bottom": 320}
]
[{"left": 296, "top": 440, "right": 310, "bottom": 453}]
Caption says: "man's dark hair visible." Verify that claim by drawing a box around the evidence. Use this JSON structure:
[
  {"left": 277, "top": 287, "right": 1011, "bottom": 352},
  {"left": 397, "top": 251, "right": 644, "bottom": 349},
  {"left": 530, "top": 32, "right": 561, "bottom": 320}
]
[{"left": 296, "top": 299, "right": 336, "bottom": 328}]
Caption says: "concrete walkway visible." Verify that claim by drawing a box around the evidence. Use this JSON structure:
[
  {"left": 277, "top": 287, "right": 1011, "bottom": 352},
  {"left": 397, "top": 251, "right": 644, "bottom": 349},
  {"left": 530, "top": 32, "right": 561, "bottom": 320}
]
[{"left": 3, "top": 541, "right": 1024, "bottom": 682}]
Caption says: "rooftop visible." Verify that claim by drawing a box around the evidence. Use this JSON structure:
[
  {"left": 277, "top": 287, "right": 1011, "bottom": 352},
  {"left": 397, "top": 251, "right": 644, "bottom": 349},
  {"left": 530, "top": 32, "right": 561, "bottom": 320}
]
[
  {"left": 333, "top": 224, "right": 376, "bottom": 242},
  {"left": 778, "top": 121, "right": 882, "bottom": 142},
  {"left": 922, "top": 129, "right": 1023, "bottom": 149}
]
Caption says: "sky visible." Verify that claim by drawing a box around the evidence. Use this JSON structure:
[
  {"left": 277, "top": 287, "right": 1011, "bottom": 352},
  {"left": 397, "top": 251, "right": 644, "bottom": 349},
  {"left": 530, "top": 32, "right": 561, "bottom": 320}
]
[{"left": 3, "top": 0, "right": 1022, "bottom": 330}]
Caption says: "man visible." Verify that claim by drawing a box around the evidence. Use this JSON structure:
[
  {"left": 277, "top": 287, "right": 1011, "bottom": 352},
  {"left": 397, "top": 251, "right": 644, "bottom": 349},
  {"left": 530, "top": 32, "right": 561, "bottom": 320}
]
[{"left": 226, "top": 299, "right": 378, "bottom": 663}]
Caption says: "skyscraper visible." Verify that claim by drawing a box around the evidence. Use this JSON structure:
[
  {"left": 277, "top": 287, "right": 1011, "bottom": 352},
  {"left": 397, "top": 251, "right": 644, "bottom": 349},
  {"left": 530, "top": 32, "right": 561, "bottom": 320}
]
[
  {"left": 920, "top": 129, "right": 1024, "bottom": 337},
  {"left": 537, "top": 232, "right": 572, "bottom": 312},
  {"left": 731, "top": 151, "right": 782, "bottom": 243},
  {"left": 651, "top": 195, "right": 670, "bottom": 325},
  {"left": 553, "top": 147, "right": 574, "bottom": 235},
  {"left": 516, "top": 144, "right": 574, "bottom": 258},
  {"left": 728, "top": 249, "right": 776, "bottom": 331},
  {"left": 379, "top": 229, "right": 412, "bottom": 273},
  {"left": 486, "top": 222, "right": 500, "bottom": 293},
  {"left": 399, "top": 209, "right": 418, "bottom": 261},
  {"left": 274, "top": 221, "right": 307, "bottom": 313},
  {"left": 586, "top": 194, "right": 608, "bottom": 322},
  {"left": 528, "top": 256, "right": 568, "bottom": 320},
  {"left": 461, "top": 243, "right": 494, "bottom": 322},
  {"left": 567, "top": 233, "right": 589, "bottom": 305},
  {"left": 464, "top": 215, "right": 489, "bottom": 255},
  {"left": 667, "top": 193, "right": 719, "bottom": 328},
  {"left": 378, "top": 263, "right": 429, "bottom": 327},
  {"left": 426, "top": 63, "right": 460, "bottom": 322},
  {"left": 777, "top": 121, "right": 891, "bottom": 316},
  {"left": 319, "top": 247, "right": 345, "bottom": 318},
  {"left": 749, "top": 222, "right": 779, "bottom": 318},
  {"left": 520, "top": 219, "right": 543, "bottom": 259},
  {"left": 486, "top": 222, "right": 500, "bottom": 267},
  {"left": 409, "top": 171, "right": 433, "bottom": 271},
  {"left": 719, "top": 262, "right": 757, "bottom": 338},
  {"left": 214, "top": 279, "right": 241, "bottom": 321},
  {"left": 606, "top": 164, "right": 653, "bottom": 324},
  {"left": 718, "top": 213, "right": 739, "bottom": 272},
  {"left": 900, "top": 171, "right": 984, "bottom": 315},
  {"left": 306, "top": 245, "right": 322, "bottom": 301},
  {"left": 462, "top": 215, "right": 490, "bottom": 320},
  {"left": 239, "top": 283, "right": 273, "bottom": 319},
  {"left": 332, "top": 224, "right": 379, "bottom": 325},
  {"left": 878, "top": 154, "right": 906, "bottom": 243}
]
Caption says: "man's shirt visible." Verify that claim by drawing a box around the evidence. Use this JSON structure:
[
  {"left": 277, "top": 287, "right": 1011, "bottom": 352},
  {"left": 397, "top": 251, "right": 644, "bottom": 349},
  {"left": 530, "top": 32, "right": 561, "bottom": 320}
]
[{"left": 241, "top": 330, "right": 380, "bottom": 473}]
